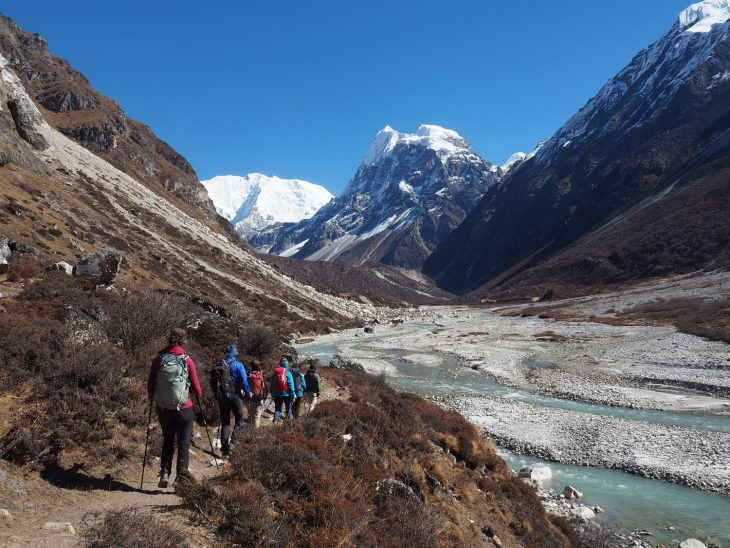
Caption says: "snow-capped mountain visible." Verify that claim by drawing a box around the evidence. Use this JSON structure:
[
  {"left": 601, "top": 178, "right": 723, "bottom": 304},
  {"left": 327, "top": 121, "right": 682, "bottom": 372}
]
[
  {"left": 269, "top": 124, "right": 501, "bottom": 269},
  {"left": 425, "top": 0, "right": 730, "bottom": 294},
  {"left": 202, "top": 174, "right": 333, "bottom": 249}
]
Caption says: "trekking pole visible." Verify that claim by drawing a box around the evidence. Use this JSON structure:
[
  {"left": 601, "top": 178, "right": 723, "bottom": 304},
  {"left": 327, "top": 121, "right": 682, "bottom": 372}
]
[
  {"left": 140, "top": 399, "right": 153, "bottom": 490},
  {"left": 194, "top": 394, "right": 219, "bottom": 470}
]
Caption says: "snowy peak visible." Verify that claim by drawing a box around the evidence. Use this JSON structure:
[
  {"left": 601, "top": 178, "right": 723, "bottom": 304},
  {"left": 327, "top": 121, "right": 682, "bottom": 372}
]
[
  {"left": 680, "top": 0, "right": 730, "bottom": 33},
  {"left": 363, "top": 124, "right": 469, "bottom": 165},
  {"left": 202, "top": 174, "right": 333, "bottom": 240}
]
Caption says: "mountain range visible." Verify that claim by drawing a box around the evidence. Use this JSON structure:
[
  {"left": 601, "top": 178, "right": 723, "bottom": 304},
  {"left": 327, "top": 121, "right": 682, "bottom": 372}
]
[
  {"left": 202, "top": 174, "right": 333, "bottom": 251},
  {"left": 422, "top": 0, "right": 730, "bottom": 295},
  {"left": 268, "top": 124, "right": 504, "bottom": 269}
]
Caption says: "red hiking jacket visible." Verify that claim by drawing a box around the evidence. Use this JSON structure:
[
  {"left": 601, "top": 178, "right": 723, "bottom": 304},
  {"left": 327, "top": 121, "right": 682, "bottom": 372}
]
[{"left": 147, "top": 345, "right": 202, "bottom": 410}]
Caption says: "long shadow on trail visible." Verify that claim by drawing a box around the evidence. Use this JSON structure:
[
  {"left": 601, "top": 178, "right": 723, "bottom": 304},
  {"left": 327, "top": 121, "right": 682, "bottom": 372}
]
[{"left": 41, "top": 461, "right": 171, "bottom": 495}]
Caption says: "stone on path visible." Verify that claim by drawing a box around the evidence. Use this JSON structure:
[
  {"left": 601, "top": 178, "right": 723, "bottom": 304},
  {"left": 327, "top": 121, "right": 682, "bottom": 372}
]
[
  {"left": 679, "top": 540, "right": 707, "bottom": 548},
  {"left": 563, "top": 485, "right": 583, "bottom": 499},
  {"left": 42, "top": 522, "right": 76, "bottom": 535},
  {"left": 0, "top": 508, "right": 11, "bottom": 519}
]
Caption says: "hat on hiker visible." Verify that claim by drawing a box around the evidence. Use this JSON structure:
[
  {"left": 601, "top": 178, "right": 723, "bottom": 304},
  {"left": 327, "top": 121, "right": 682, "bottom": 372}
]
[{"left": 225, "top": 343, "right": 238, "bottom": 357}]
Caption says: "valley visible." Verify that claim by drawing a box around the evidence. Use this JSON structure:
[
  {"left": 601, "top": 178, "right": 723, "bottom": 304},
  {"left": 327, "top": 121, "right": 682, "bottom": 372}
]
[{"left": 297, "top": 272, "right": 730, "bottom": 545}]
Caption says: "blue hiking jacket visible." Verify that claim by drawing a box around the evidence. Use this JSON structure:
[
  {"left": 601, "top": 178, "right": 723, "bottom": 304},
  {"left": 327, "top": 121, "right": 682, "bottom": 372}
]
[
  {"left": 291, "top": 367, "right": 307, "bottom": 398},
  {"left": 271, "top": 361, "right": 296, "bottom": 398},
  {"left": 225, "top": 356, "right": 250, "bottom": 397}
]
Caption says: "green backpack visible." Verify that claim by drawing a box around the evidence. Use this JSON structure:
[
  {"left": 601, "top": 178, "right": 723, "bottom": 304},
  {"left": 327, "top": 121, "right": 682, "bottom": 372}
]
[{"left": 154, "top": 353, "right": 190, "bottom": 410}]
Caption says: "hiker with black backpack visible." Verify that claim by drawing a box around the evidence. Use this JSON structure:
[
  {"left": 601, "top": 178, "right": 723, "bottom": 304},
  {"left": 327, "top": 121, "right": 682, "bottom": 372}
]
[
  {"left": 290, "top": 361, "right": 307, "bottom": 419},
  {"left": 210, "top": 344, "right": 251, "bottom": 456},
  {"left": 147, "top": 328, "right": 202, "bottom": 488},
  {"left": 247, "top": 360, "right": 269, "bottom": 428},
  {"left": 303, "top": 363, "right": 321, "bottom": 412},
  {"left": 271, "top": 355, "right": 296, "bottom": 424}
]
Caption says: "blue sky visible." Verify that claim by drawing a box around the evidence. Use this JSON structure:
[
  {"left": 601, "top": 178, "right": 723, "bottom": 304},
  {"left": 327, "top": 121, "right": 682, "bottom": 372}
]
[{"left": 3, "top": 0, "right": 691, "bottom": 194}]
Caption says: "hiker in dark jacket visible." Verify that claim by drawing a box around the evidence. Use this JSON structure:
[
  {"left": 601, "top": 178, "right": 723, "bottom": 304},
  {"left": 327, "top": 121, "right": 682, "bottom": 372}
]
[
  {"left": 147, "top": 328, "right": 202, "bottom": 488},
  {"left": 271, "top": 355, "right": 296, "bottom": 424},
  {"left": 213, "top": 344, "right": 251, "bottom": 456},
  {"left": 290, "top": 362, "right": 307, "bottom": 418},
  {"left": 303, "top": 363, "right": 321, "bottom": 412},
  {"left": 247, "top": 360, "right": 269, "bottom": 428}
]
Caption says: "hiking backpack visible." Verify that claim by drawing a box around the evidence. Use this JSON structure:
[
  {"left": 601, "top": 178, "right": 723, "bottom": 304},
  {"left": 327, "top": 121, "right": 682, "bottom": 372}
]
[
  {"left": 273, "top": 367, "right": 289, "bottom": 393},
  {"left": 210, "top": 360, "right": 236, "bottom": 401},
  {"left": 304, "top": 371, "right": 320, "bottom": 394},
  {"left": 248, "top": 371, "right": 267, "bottom": 401},
  {"left": 291, "top": 367, "right": 304, "bottom": 394},
  {"left": 154, "top": 353, "right": 190, "bottom": 410}
]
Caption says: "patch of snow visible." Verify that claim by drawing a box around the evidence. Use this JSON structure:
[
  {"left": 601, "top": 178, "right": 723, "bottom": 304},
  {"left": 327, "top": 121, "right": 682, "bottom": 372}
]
[
  {"left": 680, "top": 0, "right": 730, "bottom": 33},
  {"left": 501, "top": 152, "right": 527, "bottom": 171},
  {"left": 279, "top": 238, "right": 309, "bottom": 258},
  {"left": 398, "top": 180, "right": 415, "bottom": 194},
  {"left": 362, "top": 124, "right": 467, "bottom": 165}
]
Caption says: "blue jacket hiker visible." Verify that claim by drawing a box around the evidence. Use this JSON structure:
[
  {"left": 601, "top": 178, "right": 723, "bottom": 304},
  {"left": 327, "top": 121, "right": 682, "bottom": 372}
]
[
  {"left": 290, "top": 363, "right": 307, "bottom": 419},
  {"left": 212, "top": 344, "right": 250, "bottom": 456},
  {"left": 271, "top": 356, "right": 296, "bottom": 423}
]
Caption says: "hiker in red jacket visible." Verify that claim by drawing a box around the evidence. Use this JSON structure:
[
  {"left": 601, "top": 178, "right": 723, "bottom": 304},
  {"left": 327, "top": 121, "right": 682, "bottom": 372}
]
[{"left": 147, "top": 328, "right": 202, "bottom": 488}]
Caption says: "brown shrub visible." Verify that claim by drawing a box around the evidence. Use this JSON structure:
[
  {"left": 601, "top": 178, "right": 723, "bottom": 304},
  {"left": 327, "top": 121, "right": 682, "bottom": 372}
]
[
  {"left": 106, "top": 292, "right": 201, "bottom": 355},
  {"left": 6, "top": 256, "right": 41, "bottom": 282},
  {"left": 81, "top": 506, "right": 186, "bottom": 548},
  {"left": 238, "top": 324, "right": 281, "bottom": 357}
]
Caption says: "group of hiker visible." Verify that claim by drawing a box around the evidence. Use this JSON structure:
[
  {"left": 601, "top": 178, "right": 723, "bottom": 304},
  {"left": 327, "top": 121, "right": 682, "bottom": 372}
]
[{"left": 145, "top": 328, "right": 321, "bottom": 488}]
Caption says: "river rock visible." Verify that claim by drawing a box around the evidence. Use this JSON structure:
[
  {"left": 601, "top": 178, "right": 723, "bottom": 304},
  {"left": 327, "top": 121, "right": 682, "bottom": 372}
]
[
  {"left": 518, "top": 466, "right": 552, "bottom": 482},
  {"left": 563, "top": 485, "right": 583, "bottom": 499},
  {"left": 74, "top": 247, "right": 122, "bottom": 286},
  {"left": 569, "top": 506, "right": 595, "bottom": 521},
  {"left": 46, "top": 261, "right": 73, "bottom": 275},
  {"left": 364, "top": 327, "right": 375, "bottom": 334},
  {"left": 679, "top": 540, "right": 707, "bottom": 548},
  {"left": 42, "top": 522, "right": 76, "bottom": 535},
  {"left": 328, "top": 354, "right": 365, "bottom": 373}
]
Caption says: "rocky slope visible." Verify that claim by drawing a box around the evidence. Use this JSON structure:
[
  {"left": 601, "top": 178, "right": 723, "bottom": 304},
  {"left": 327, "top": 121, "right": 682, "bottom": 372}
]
[
  {"left": 424, "top": 0, "right": 730, "bottom": 295},
  {"left": 202, "top": 173, "right": 333, "bottom": 250},
  {"left": 0, "top": 14, "right": 216, "bottom": 218},
  {"left": 269, "top": 125, "right": 501, "bottom": 269},
  {"left": 0, "top": 38, "right": 399, "bottom": 335}
]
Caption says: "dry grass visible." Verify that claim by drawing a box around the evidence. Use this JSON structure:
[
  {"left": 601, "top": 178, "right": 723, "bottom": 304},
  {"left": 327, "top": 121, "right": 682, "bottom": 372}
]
[
  {"left": 81, "top": 506, "right": 186, "bottom": 548},
  {"left": 178, "top": 368, "right": 574, "bottom": 548}
]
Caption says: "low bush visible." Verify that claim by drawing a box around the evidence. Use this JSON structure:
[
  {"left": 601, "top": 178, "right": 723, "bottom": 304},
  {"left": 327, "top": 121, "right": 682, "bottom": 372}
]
[
  {"left": 179, "top": 368, "right": 573, "bottom": 547},
  {"left": 6, "top": 256, "right": 42, "bottom": 282},
  {"left": 238, "top": 324, "right": 281, "bottom": 357},
  {"left": 81, "top": 506, "right": 186, "bottom": 548}
]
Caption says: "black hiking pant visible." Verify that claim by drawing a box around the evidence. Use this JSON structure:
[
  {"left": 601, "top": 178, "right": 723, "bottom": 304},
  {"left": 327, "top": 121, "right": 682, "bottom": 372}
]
[
  {"left": 158, "top": 406, "right": 194, "bottom": 476},
  {"left": 218, "top": 396, "right": 245, "bottom": 454}
]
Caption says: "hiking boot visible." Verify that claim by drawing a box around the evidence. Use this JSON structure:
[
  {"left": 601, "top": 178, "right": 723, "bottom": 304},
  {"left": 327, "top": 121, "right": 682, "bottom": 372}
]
[
  {"left": 158, "top": 471, "right": 169, "bottom": 488},
  {"left": 174, "top": 470, "right": 195, "bottom": 485}
]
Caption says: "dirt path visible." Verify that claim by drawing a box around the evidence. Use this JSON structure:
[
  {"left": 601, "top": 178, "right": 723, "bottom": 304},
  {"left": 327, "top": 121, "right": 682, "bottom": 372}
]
[{"left": 0, "top": 383, "right": 345, "bottom": 546}]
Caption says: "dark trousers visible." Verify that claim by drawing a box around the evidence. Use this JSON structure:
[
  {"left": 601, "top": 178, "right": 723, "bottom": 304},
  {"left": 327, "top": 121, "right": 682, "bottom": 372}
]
[
  {"left": 273, "top": 395, "right": 292, "bottom": 423},
  {"left": 158, "top": 406, "right": 194, "bottom": 475},
  {"left": 219, "top": 396, "right": 245, "bottom": 452},
  {"left": 292, "top": 396, "right": 303, "bottom": 419}
]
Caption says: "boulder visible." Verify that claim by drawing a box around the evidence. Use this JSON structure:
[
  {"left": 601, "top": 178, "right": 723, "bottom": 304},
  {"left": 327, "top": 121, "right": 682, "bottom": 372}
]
[
  {"left": 0, "top": 235, "right": 10, "bottom": 273},
  {"left": 679, "top": 540, "right": 707, "bottom": 548},
  {"left": 517, "top": 466, "right": 552, "bottom": 482},
  {"left": 364, "top": 326, "right": 375, "bottom": 334},
  {"left": 563, "top": 485, "right": 583, "bottom": 499},
  {"left": 0, "top": 509, "right": 11, "bottom": 520},
  {"left": 74, "top": 247, "right": 122, "bottom": 286},
  {"left": 569, "top": 507, "right": 595, "bottom": 521},
  {"left": 375, "top": 478, "right": 415, "bottom": 499},
  {"left": 9, "top": 240, "right": 38, "bottom": 257},
  {"left": 328, "top": 354, "right": 365, "bottom": 373},
  {"left": 42, "top": 522, "right": 76, "bottom": 535},
  {"left": 46, "top": 261, "right": 73, "bottom": 275}
]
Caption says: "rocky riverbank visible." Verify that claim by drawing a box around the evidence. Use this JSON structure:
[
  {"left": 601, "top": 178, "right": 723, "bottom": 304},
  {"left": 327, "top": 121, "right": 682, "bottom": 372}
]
[{"left": 433, "top": 394, "right": 730, "bottom": 496}]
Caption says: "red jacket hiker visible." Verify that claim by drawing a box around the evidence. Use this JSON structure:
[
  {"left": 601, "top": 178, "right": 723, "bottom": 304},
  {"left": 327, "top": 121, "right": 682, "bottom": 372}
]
[{"left": 147, "top": 344, "right": 202, "bottom": 410}]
